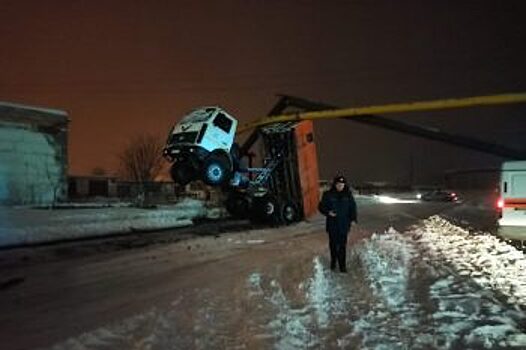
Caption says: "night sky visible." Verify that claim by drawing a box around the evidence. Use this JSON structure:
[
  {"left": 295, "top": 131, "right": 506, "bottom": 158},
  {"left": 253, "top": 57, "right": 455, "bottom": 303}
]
[{"left": 1, "top": 1, "right": 525, "bottom": 184}]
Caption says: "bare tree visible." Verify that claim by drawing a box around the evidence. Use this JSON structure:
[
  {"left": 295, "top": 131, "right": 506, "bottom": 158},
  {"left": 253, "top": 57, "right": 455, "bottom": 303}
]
[{"left": 117, "top": 133, "right": 166, "bottom": 205}]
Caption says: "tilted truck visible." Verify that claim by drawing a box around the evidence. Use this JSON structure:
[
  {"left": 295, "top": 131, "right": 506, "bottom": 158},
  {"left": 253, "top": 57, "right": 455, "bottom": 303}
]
[
  {"left": 162, "top": 93, "right": 526, "bottom": 226},
  {"left": 163, "top": 106, "right": 320, "bottom": 224}
]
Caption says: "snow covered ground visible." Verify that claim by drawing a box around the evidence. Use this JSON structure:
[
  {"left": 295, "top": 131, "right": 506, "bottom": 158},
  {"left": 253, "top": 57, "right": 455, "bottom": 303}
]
[
  {"left": 43, "top": 215, "right": 526, "bottom": 350},
  {"left": 354, "top": 221, "right": 526, "bottom": 349},
  {"left": 0, "top": 199, "right": 218, "bottom": 247},
  {"left": 411, "top": 216, "right": 526, "bottom": 306},
  {"left": 0, "top": 195, "right": 378, "bottom": 248}
]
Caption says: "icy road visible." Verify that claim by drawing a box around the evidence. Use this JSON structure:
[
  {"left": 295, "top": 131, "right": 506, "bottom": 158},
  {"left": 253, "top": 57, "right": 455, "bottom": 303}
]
[{"left": 1, "top": 195, "right": 525, "bottom": 349}]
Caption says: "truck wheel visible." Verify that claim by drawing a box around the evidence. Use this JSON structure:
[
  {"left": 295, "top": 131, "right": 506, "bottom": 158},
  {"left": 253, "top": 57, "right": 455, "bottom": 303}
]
[
  {"left": 251, "top": 195, "right": 277, "bottom": 223},
  {"left": 280, "top": 201, "right": 298, "bottom": 224},
  {"left": 170, "top": 160, "right": 195, "bottom": 186},
  {"left": 202, "top": 154, "right": 232, "bottom": 186},
  {"left": 225, "top": 192, "right": 250, "bottom": 219}
]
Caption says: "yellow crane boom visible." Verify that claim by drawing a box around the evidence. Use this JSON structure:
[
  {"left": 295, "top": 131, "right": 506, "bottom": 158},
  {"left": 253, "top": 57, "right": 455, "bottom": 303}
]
[{"left": 238, "top": 92, "right": 526, "bottom": 133}]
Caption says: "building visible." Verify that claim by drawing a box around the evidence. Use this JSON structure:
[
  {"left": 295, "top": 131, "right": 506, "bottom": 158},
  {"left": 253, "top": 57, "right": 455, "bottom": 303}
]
[{"left": 0, "top": 101, "right": 69, "bottom": 205}]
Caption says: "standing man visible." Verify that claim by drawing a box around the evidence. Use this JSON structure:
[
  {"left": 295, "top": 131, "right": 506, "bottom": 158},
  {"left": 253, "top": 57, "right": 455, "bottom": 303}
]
[{"left": 318, "top": 175, "right": 357, "bottom": 272}]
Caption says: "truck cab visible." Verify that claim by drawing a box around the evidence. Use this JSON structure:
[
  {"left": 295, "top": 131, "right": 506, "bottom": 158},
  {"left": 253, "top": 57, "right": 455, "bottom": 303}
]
[{"left": 163, "top": 107, "right": 238, "bottom": 186}]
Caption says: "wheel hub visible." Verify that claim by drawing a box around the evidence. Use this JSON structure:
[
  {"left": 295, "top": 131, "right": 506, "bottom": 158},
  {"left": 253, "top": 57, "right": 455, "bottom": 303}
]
[
  {"left": 284, "top": 206, "right": 294, "bottom": 220},
  {"left": 265, "top": 202, "right": 275, "bottom": 215},
  {"left": 207, "top": 164, "right": 223, "bottom": 182}
]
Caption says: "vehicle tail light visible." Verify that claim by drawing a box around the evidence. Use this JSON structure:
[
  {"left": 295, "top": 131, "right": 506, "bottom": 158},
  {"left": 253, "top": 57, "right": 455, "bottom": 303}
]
[{"left": 497, "top": 198, "right": 504, "bottom": 209}]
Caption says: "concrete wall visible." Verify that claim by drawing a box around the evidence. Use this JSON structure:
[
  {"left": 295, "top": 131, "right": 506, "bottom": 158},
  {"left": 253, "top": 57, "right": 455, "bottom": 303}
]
[{"left": 0, "top": 121, "right": 67, "bottom": 205}]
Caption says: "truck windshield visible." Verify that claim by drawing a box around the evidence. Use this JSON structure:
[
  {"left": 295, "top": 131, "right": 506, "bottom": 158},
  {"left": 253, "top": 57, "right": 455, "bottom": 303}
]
[
  {"left": 181, "top": 109, "right": 214, "bottom": 123},
  {"left": 170, "top": 132, "right": 198, "bottom": 144}
]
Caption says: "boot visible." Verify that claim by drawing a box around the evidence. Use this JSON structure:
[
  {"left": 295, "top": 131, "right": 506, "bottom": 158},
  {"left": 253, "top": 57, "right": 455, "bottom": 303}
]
[{"left": 338, "top": 246, "right": 347, "bottom": 272}]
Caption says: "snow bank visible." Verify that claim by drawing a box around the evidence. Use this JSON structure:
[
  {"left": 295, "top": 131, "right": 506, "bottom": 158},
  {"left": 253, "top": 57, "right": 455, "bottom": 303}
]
[
  {"left": 411, "top": 215, "right": 526, "bottom": 306},
  {"left": 0, "top": 198, "right": 209, "bottom": 247},
  {"left": 29, "top": 202, "right": 133, "bottom": 209},
  {"left": 358, "top": 230, "right": 413, "bottom": 310},
  {"left": 352, "top": 222, "right": 526, "bottom": 349},
  {"left": 352, "top": 231, "right": 427, "bottom": 348}
]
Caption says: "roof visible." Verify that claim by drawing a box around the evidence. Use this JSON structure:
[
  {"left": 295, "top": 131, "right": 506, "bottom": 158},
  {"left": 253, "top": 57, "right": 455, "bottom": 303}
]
[
  {"left": 0, "top": 101, "right": 69, "bottom": 127},
  {"left": 502, "top": 160, "right": 526, "bottom": 171}
]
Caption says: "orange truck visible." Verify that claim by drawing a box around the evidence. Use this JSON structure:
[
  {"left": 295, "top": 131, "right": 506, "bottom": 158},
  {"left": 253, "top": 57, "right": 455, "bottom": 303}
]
[{"left": 223, "top": 120, "right": 320, "bottom": 224}]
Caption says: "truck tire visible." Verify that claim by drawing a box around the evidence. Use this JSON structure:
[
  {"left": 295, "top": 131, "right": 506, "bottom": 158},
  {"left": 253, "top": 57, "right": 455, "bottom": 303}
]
[
  {"left": 280, "top": 201, "right": 298, "bottom": 224},
  {"left": 225, "top": 192, "right": 250, "bottom": 219},
  {"left": 251, "top": 195, "right": 277, "bottom": 223},
  {"left": 170, "top": 160, "right": 195, "bottom": 186},
  {"left": 202, "top": 154, "right": 232, "bottom": 186}
]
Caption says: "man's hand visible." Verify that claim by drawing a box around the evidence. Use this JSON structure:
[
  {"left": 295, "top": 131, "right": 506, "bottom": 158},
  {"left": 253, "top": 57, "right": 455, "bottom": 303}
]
[{"left": 328, "top": 210, "right": 337, "bottom": 217}]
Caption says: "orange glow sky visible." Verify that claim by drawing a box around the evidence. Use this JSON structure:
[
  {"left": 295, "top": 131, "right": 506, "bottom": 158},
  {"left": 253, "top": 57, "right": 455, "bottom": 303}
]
[{"left": 1, "top": 1, "right": 526, "bottom": 183}]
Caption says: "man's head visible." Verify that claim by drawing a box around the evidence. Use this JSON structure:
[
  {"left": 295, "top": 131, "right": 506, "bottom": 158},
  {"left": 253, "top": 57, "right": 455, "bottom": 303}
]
[{"left": 333, "top": 175, "right": 347, "bottom": 192}]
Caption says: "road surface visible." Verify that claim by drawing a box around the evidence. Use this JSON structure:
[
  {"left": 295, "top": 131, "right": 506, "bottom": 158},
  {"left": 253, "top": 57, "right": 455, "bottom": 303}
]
[{"left": 1, "top": 196, "right": 525, "bottom": 349}]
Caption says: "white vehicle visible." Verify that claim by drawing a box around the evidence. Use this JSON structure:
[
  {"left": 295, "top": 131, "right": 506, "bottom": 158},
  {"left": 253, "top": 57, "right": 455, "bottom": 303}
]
[
  {"left": 497, "top": 160, "right": 526, "bottom": 241},
  {"left": 163, "top": 107, "right": 238, "bottom": 186}
]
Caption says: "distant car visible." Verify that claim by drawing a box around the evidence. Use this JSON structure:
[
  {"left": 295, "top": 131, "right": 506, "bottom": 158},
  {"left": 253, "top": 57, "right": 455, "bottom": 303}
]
[{"left": 420, "top": 190, "right": 459, "bottom": 202}]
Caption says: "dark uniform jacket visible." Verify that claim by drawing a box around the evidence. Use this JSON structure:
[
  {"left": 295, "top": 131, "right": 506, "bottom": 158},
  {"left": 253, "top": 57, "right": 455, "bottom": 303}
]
[{"left": 318, "top": 186, "right": 357, "bottom": 235}]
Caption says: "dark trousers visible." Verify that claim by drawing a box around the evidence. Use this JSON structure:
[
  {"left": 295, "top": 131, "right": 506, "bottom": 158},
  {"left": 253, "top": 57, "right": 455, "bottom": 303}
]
[{"left": 328, "top": 230, "right": 348, "bottom": 271}]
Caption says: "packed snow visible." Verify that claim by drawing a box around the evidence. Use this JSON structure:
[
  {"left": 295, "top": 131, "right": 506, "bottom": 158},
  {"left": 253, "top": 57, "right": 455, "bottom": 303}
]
[
  {"left": 0, "top": 198, "right": 212, "bottom": 247},
  {"left": 43, "top": 215, "right": 526, "bottom": 349},
  {"left": 411, "top": 215, "right": 526, "bottom": 306}
]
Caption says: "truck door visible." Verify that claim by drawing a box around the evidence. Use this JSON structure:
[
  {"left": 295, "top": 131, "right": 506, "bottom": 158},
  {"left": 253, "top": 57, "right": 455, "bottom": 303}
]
[{"left": 207, "top": 112, "right": 234, "bottom": 151}]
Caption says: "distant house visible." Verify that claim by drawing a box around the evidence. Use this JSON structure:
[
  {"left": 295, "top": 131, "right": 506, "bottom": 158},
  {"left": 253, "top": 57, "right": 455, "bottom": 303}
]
[{"left": 0, "top": 101, "right": 69, "bottom": 205}]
